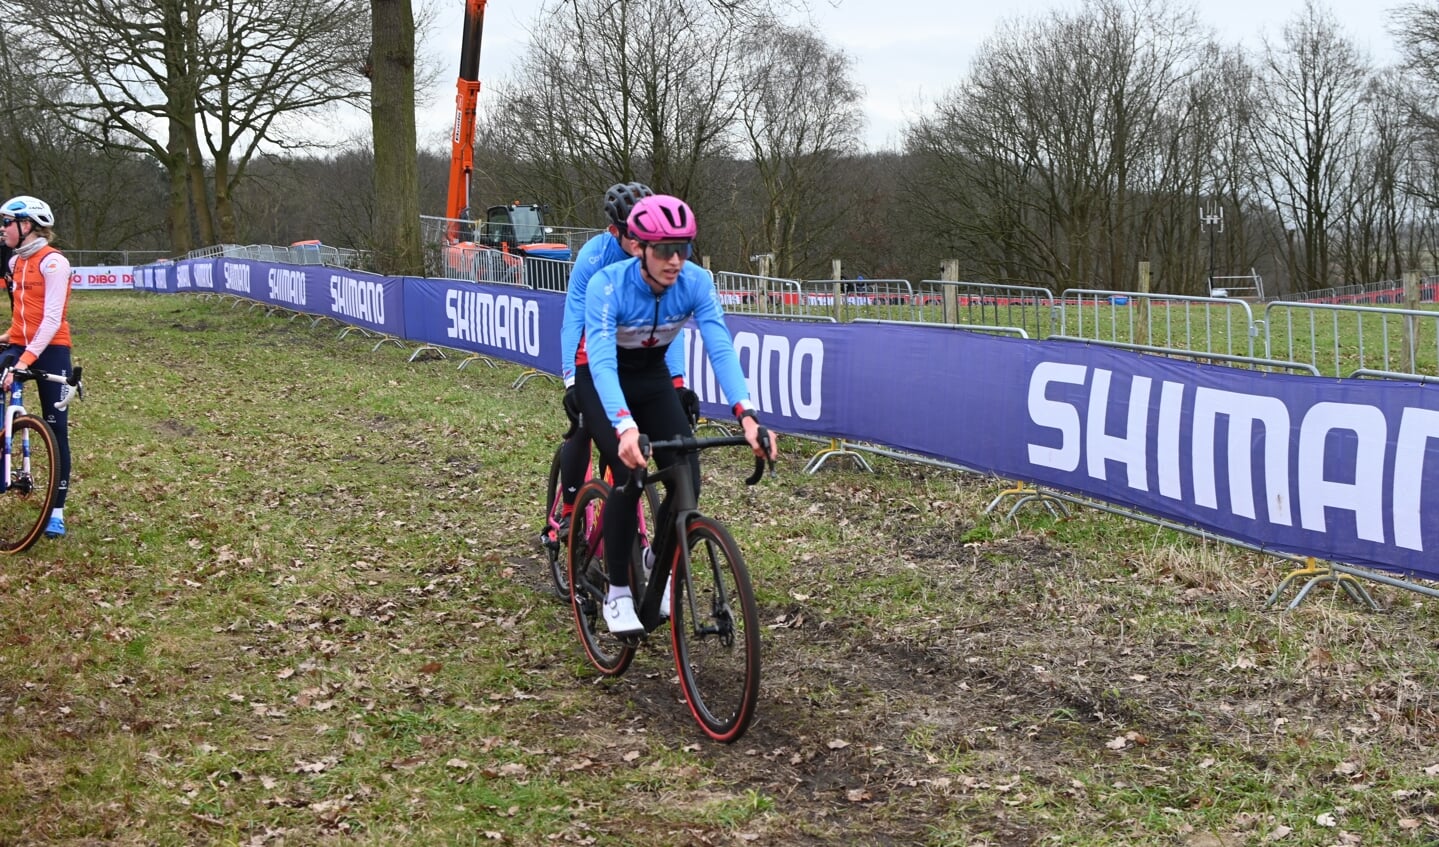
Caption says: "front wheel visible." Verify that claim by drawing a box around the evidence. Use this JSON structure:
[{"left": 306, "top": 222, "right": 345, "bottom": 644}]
[
  {"left": 670, "top": 516, "right": 760, "bottom": 742},
  {"left": 0, "top": 414, "right": 58, "bottom": 554},
  {"left": 568, "top": 479, "right": 636, "bottom": 676}
]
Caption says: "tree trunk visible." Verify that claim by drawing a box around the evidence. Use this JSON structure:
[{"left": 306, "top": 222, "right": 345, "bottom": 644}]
[
  {"left": 165, "top": 131, "right": 192, "bottom": 254},
  {"left": 214, "top": 155, "right": 237, "bottom": 244},
  {"left": 370, "top": 0, "right": 422, "bottom": 276}
]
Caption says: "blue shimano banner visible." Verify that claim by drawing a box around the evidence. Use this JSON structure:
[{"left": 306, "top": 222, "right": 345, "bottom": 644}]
[
  {"left": 136, "top": 257, "right": 1439, "bottom": 580},
  {"left": 402, "top": 278, "right": 563, "bottom": 374},
  {"left": 162, "top": 258, "right": 405, "bottom": 337},
  {"left": 680, "top": 317, "right": 1439, "bottom": 579}
]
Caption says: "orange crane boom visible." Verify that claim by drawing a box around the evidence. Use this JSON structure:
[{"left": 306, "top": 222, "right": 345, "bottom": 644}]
[{"left": 445, "top": 0, "right": 487, "bottom": 243}]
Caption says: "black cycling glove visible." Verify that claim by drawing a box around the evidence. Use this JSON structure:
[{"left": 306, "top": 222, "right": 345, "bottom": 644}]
[{"left": 676, "top": 385, "right": 701, "bottom": 428}]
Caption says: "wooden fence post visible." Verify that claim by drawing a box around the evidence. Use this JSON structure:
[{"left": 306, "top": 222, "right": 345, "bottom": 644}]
[
  {"left": 941, "top": 259, "right": 959, "bottom": 324},
  {"left": 1404, "top": 270, "right": 1420, "bottom": 371},
  {"left": 1137, "top": 261, "right": 1150, "bottom": 346}
]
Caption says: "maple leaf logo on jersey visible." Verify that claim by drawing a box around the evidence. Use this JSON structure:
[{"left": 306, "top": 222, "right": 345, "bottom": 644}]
[{"left": 641, "top": 336, "right": 659, "bottom": 347}]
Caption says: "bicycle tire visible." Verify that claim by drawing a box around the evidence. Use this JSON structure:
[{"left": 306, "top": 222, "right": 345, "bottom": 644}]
[
  {"left": 670, "top": 516, "right": 761, "bottom": 742},
  {"left": 568, "top": 478, "right": 636, "bottom": 676},
  {"left": 0, "top": 414, "right": 58, "bottom": 555},
  {"left": 543, "top": 445, "right": 568, "bottom": 597}
]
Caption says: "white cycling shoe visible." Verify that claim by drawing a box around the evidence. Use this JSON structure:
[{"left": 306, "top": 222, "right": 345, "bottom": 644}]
[{"left": 603, "top": 594, "right": 643, "bottom": 635}]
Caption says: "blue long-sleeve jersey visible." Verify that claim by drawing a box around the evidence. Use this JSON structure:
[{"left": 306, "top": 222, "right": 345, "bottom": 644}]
[
  {"left": 561, "top": 231, "right": 684, "bottom": 387},
  {"left": 584, "top": 257, "right": 754, "bottom": 434}
]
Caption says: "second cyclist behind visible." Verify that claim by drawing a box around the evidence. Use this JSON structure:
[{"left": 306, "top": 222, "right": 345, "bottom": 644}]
[
  {"left": 551, "top": 182, "right": 699, "bottom": 544},
  {"left": 576, "top": 194, "right": 776, "bottom": 635}
]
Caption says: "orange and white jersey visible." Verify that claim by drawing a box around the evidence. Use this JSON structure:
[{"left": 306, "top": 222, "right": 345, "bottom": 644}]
[{"left": 8, "top": 245, "right": 72, "bottom": 366}]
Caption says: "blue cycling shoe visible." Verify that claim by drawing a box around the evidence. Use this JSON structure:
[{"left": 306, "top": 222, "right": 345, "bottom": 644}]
[{"left": 43, "top": 516, "right": 65, "bottom": 538}]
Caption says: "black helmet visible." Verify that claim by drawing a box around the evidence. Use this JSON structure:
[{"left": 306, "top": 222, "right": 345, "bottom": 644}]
[{"left": 603, "top": 182, "right": 654, "bottom": 230}]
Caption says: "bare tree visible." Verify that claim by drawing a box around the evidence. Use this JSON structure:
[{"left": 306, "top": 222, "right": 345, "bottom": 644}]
[
  {"left": 1245, "top": 0, "right": 1370, "bottom": 292},
  {"left": 906, "top": 0, "right": 1210, "bottom": 291},
  {"left": 2, "top": 0, "right": 369, "bottom": 252},
  {"left": 370, "top": 0, "right": 422, "bottom": 274},
  {"left": 479, "top": 0, "right": 747, "bottom": 221},
  {"left": 1388, "top": 0, "right": 1439, "bottom": 272},
  {"left": 1328, "top": 72, "right": 1420, "bottom": 284},
  {"left": 735, "top": 25, "right": 862, "bottom": 278}
]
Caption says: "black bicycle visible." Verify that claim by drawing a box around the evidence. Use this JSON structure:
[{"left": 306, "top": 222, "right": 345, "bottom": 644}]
[{"left": 567, "top": 430, "right": 772, "bottom": 743}]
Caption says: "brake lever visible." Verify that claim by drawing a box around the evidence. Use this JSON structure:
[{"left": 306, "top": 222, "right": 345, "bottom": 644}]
[{"left": 745, "top": 427, "right": 774, "bottom": 486}]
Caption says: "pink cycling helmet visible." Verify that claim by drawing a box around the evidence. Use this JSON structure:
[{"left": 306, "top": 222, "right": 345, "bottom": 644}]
[{"left": 626, "top": 195, "right": 697, "bottom": 242}]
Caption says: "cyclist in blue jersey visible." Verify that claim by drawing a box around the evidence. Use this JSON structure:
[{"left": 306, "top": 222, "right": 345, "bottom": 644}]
[
  {"left": 576, "top": 194, "right": 776, "bottom": 635},
  {"left": 549, "top": 183, "right": 700, "bottom": 544}
]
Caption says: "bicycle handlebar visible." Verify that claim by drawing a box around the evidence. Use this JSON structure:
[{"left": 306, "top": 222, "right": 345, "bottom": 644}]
[
  {"left": 5, "top": 365, "right": 84, "bottom": 411},
  {"left": 638, "top": 427, "right": 775, "bottom": 486}
]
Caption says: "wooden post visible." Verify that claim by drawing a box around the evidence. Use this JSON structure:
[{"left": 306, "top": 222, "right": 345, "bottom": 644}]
[
  {"left": 1136, "top": 261, "right": 1150, "bottom": 346},
  {"left": 941, "top": 259, "right": 959, "bottom": 324},
  {"left": 1404, "top": 270, "right": 1420, "bottom": 372},
  {"left": 757, "top": 254, "right": 772, "bottom": 314},
  {"left": 832, "top": 259, "right": 844, "bottom": 322}
]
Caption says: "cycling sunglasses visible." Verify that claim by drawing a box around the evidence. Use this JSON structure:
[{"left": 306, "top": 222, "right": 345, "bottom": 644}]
[{"left": 648, "top": 241, "right": 692, "bottom": 261}]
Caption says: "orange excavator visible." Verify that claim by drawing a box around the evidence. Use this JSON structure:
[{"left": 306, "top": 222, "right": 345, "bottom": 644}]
[{"left": 444, "top": 0, "right": 569, "bottom": 278}]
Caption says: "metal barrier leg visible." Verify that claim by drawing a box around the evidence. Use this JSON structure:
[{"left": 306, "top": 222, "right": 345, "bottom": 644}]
[
  {"left": 1264, "top": 557, "right": 1380, "bottom": 611},
  {"left": 694, "top": 419, "right": 732, "bottom": 436},
  {"left": 984, "top": 481, "right": 1069, "bottom": 521},
  {"left": 371, "top": 336, "right": 406, "bottom": 353},
  {"left": 512, "top": 369, "right": 560, "bottom": 389},
  {"left": 457, "top": 354, "right": 499, "bottom": 370},
  {"left": 408, "top": 345, "right": 448, "bottom": 363},
  {"left": 802, "top": 439, "right": 874, "bottom": 474}
]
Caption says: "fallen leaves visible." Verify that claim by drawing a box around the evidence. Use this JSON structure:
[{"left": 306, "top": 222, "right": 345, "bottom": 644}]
[{"left": 1104, "top": 731, "right": 1149, "bottom": 750}]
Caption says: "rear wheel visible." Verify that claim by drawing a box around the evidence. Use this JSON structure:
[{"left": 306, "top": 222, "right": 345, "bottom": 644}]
[
  {"left": 0, "top": 414, "right": 58, "bottom": 554},
  {"left": 568, "top": 479, "right": 636, "bottom": 676},
  {"left": 670, "top": 516, "right": 760, "bottom": 742}
]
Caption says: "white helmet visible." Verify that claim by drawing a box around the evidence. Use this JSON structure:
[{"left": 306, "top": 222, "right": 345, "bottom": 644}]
[{"left": 1, "top": 195, "right": 54, "bottom": 228}]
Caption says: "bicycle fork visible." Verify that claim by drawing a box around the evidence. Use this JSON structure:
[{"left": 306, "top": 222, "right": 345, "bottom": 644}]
[
  {"left": 0, "top": 383, "right": 28, "bottom": 495},
  {"left": 647, "top": 516, "right": 735, "bottom": 644}
]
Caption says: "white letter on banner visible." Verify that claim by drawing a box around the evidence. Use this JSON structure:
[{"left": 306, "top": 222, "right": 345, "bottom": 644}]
[
  {"left": 1297, "top": 402, "right": 1386, "bottom": 542},
  {"left": 792, "top": 338, "right": 823, "bottom": 420},
  {"left": 509, "top": 296, "right": 525, "bottom": 352},
  {"left": 525, "top": 300, "right": 540, "bottom": 356},
  {"left": 446, "top": 290, "right": 461, "bottom": 340},
  {"left": 1192, "top": 388, "right": 1292, "bottom": 524},
  {"left": 1394, "top": 407, "right": 1439, "bottom": 551},
  {"left": 760, "top": 336, "right": 791, "bottom": 416},
  {"left": 1085, "top": 369, "right": 1151, "bottom": 491},
  {"left": 1027, "top": 362, "right": 1087, "bottom": 472},
  {"left": 1157, "top": 381, "right": 1185, "bottom": 500},
  {"left": 494, "top": 296, "right": 511, "bottom": 350}
]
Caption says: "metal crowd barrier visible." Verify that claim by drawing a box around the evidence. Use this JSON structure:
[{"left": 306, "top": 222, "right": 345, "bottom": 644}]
[
  {"left": 1264, "top": 300, "right": 1439, "bottom": 379},
  {"left": 1056, "top": 289, "right": 1261, "bottom": 361}
]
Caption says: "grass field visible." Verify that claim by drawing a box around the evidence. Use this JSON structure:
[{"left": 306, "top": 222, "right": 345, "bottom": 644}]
[{"left": 1, "top": 291, "right": 1438, "bottom": 845}]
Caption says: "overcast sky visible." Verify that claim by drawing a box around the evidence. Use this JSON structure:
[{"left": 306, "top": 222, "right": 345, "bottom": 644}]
[{"left": 406, "top": 0, "right": 1404, "bottom": 152}]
